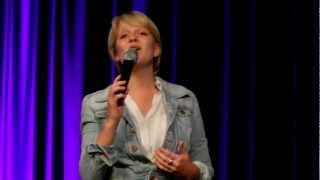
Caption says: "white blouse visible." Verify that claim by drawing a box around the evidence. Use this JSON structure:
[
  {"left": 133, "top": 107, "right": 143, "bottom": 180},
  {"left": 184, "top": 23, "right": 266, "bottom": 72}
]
[{"left": 125, "top": 82, "right": 167, "bottom": 161}]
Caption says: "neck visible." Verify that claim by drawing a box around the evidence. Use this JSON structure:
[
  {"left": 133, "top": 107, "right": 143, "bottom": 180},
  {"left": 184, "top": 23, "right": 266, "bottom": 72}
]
[{"left": 128, "top": 66, "right": 156, "bottom": 92}]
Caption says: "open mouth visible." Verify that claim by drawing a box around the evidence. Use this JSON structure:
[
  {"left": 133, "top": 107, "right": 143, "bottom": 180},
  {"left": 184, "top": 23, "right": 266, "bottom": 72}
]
[{"left": 129, "top": 45, "right": 141, "bottom": 52}]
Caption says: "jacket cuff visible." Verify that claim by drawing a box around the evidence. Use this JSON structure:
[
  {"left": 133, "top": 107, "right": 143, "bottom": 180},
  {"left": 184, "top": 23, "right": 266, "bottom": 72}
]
[
  {"left": 86, "top": 144, "right": 118, "bottom": 166},
  {"left": 193, "top": 161, "right": 211, "bottom": 180}
]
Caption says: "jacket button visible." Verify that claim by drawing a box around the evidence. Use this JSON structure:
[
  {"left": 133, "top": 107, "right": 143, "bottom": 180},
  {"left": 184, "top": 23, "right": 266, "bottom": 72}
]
[{"left": 131, "top": 144, "right": 138, "bottom": 152}]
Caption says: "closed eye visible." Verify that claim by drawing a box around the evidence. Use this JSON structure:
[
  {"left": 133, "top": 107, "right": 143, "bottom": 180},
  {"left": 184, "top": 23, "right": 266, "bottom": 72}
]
[
  {"left": 139, "top": 31, "right": 148, "bottom": 36},
  {"left": 119, "top": 34, "right": 127, "bottom": 39}
]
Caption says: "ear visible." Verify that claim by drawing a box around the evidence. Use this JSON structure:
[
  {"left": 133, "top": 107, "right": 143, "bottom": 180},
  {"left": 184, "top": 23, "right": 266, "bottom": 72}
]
[{"left": 153, "top": 43, "right": 161, "bottom": 58}]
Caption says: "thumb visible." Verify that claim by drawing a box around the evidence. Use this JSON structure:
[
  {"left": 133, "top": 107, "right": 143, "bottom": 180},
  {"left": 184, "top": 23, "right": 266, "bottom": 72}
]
[{"left": 178, "top": 141, "right": 187, "bottom": 154}]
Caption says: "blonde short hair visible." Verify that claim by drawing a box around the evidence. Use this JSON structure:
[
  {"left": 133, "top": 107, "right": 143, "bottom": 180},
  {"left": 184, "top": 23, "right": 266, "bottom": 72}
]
[{"left": 107, "top": 11, "right": 162, "bottom": 74}]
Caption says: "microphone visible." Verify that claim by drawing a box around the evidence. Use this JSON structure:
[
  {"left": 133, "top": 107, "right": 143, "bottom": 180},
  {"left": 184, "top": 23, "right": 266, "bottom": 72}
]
[
  {"left": 118, "top": 48, "right": 137, "bottom": 85},
  {"left": 116, "top": 48, "right": 137, "bottom": 105}
]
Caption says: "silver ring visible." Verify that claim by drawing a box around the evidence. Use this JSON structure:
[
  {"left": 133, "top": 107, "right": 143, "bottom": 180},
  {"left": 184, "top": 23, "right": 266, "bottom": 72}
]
[{"left": 116, "top": 93, "right": 124, "bottom": 98}]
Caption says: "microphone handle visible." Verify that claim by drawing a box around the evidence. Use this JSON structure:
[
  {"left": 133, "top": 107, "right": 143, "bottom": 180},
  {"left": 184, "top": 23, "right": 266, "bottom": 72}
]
[
  {"left": 119, "top": 60, "right": 135, "bottom": 87},
  {"left": 117, "top": 60, "right": 135, "bottom": 106}
]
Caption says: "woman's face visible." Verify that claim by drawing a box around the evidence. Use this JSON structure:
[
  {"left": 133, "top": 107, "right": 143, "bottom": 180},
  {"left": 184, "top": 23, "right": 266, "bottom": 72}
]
[{"left": 114, "top": 22, "right": 160, "bottom": 68}]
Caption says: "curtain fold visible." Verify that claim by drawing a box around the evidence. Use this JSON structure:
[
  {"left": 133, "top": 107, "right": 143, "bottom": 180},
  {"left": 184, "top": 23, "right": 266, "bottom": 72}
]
[{"left": 0, "top": 0, "right": 317, "bottom": 180}]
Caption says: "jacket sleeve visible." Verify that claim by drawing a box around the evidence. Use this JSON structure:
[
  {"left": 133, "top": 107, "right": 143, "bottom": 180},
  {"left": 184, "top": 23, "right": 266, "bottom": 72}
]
[
  {"left": 189, "top": 93, "right": 214, "bottom": 179},
  {"left": 79, "top": 94, "right": 122, "bottom": 180}
]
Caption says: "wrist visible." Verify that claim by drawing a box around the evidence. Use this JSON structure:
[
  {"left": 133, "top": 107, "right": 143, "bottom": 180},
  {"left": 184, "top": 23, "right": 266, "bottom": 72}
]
[
  {"left": 104, "top": 119, "right": 119, "bottom": 129},
  {"left": 189, "top": 163, "right": 200, "bottom": 180},
  {"left": 96, "top": 119, "right": 119, "bottom": 145},
  {"left": 181, "top": 162, "right": 200, "bottom": 180}
]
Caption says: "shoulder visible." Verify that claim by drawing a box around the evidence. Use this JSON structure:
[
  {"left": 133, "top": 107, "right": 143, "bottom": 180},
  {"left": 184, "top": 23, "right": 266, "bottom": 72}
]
[
  {"left": 157, "top": 77, "right": 197, "bottom": 100},
  {"left": 81, "top": 86, "right": 110, "bottom": 113}
]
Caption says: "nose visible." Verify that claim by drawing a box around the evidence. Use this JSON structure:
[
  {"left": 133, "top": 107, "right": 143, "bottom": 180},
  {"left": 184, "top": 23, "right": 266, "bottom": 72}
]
[{"left": 128, "top": 33, "right": 138, "bottom": 42}]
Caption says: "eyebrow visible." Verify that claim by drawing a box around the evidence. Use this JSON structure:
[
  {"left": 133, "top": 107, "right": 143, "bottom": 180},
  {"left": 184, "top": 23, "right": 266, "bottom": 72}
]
[{"left": 119, "top": 29, "right": 129, "bottom": 34}]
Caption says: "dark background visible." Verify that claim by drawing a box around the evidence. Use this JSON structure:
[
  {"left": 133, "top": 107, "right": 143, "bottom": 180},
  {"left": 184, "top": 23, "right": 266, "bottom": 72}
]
[
  {"left": 1, "top": 0, "right": 317, "bottom": 179},
  {"left": 81, "top": 0, "right": 318, "bottom": 180}
]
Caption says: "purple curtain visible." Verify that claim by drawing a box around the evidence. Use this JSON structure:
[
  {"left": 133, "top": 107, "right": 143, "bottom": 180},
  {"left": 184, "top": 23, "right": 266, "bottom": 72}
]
[
  {"left": 0, "top": 0, "right": 318, "bottom": 180},
  {"left": 0, "top": 0, "right": 86, "bottom": 179}
]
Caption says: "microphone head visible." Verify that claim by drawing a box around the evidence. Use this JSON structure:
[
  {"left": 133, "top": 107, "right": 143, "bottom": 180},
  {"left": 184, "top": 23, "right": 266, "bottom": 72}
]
[{"left": 123, "top": 48, "right": 137, "bottom": 63}]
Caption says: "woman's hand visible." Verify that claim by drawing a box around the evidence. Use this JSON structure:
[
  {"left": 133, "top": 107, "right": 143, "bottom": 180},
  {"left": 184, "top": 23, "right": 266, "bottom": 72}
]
[
  {"left": 96, "top": 75, "right": 127, "bottom": 145},
  {"left": 154, "top": 142, "right": 200, "bottom": 180},
  {"left": 106, "top": 75, "right": 127, "bottom": 124}
]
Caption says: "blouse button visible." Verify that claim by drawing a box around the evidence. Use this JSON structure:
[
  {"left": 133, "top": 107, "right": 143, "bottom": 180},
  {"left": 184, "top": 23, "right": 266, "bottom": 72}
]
[{"left": 128, "top": 127, "right": 136, "bottom": 134}]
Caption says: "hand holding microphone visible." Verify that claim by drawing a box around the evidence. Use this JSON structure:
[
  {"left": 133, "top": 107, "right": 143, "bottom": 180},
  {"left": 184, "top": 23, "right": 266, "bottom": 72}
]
[
  {"left": 105, "top": 48, "right": 137, "bottom": 126},
  {"left": 98, "top": 48, "right": 137, "bottom": 145},
  {"left": 116, "top": 48, "right": 137, "bottom": 106}
]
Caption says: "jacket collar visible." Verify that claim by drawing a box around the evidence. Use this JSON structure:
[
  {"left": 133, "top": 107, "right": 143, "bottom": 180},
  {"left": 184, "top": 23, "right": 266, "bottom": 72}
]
[
  {"left": 119, "top": 77, "right": 190, "bottom": 128},
  {"left": 157, "top": 77, "right": 182, "bottom": 128}
]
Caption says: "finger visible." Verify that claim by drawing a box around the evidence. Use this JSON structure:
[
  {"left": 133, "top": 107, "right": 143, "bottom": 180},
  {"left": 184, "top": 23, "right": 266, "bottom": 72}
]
[
  {"left": 115, "top": 93, "right": 126, "bottom": 99},
  {"left": 178, "top": 141, "right": 187, "bottom": 154},
  {"left": 112, "top": 93, "right": 127, "bottom": 105},
  {"left": 112, "top": 80, "right": 127, "bottom": 94},
  {"left": 159, "top": 148, "right": 178, "bottom": 160},
  {"left": 154, "top": 159, "right": 173, "bottom": 173},
  {"left": 113, "top": 75, "right": 122, "bottom": 83},
  {"left": 154, "top": 154, "right": 176, "bottom": 173},
  {"left": 156, "top": 149, "right": 175, "bottom": 163},
  {"left": 112, "top": 80, "right": 127, "bottom": 90},
  {"left": 111, "top": 82, "right": 126, "bottom": 90},
  {"left": 110, "top": 86, "right": 127, "bottom": 95}
]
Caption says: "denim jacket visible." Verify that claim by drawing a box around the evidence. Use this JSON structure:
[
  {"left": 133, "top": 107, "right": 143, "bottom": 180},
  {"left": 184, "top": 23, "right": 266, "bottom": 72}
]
[{"left": 79, "top": 77, "right": 214, "bottom": 180}]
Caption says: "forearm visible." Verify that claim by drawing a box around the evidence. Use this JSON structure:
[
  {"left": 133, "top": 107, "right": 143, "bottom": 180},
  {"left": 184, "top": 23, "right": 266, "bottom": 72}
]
[{"left": 96, "top": 119, "right": 119, "bottom": 145}]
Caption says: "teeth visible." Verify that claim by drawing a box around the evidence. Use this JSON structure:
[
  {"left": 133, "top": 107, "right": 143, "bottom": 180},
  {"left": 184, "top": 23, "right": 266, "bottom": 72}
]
[{"left": 129, "top": 47, "right": 140, "bottom": 52}]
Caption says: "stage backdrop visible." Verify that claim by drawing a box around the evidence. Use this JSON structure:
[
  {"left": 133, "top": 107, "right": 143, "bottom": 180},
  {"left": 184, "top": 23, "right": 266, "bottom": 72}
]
[{"left": 0, "top": 0, "right": 318, "bottom": 180}]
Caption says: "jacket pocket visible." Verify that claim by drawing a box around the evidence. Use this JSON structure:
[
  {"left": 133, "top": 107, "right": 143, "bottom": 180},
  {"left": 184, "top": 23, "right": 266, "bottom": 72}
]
[
  {"left": 162, "top": 130, "right": 178, "bottom": 153},
  {"left": 95, "top": 110, "right": 106, "bottom": 119},
  {"left": 175, "top": 109, "right": 192, "bottom": 152}
]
